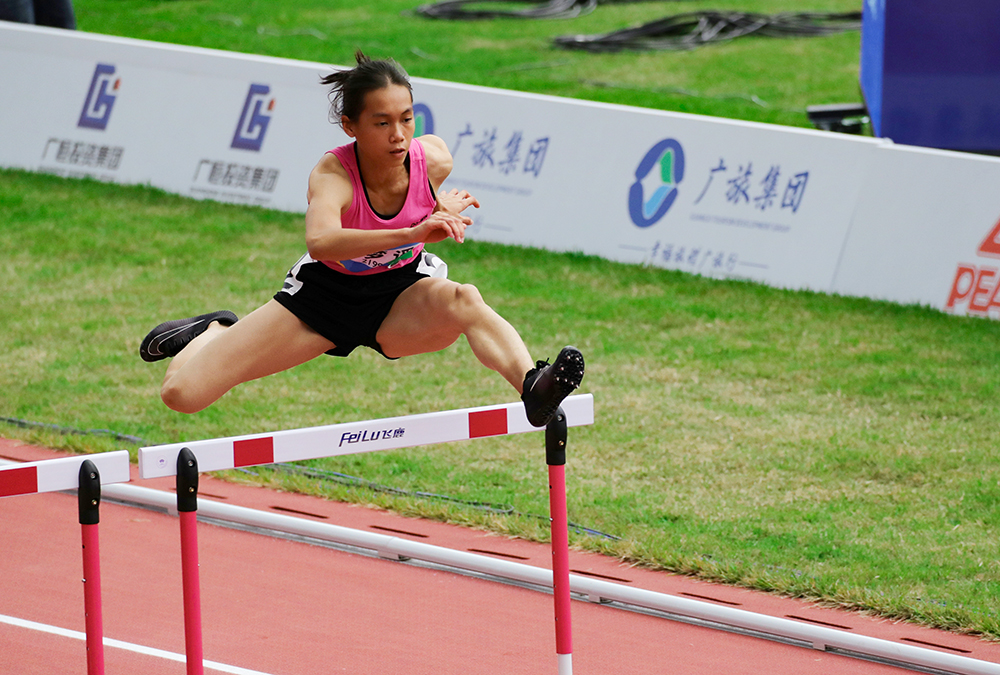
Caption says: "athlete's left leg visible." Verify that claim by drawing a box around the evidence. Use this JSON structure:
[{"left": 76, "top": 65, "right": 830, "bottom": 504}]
[{"left": 376, "top": 278, "right": 534, "bottom": 392}]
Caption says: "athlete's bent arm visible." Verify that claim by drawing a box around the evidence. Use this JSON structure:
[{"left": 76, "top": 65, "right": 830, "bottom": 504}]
[
  {"left": 419, "top": 135, "right": 481, "bottom": 218},
  {"left": 304, "top": 152, "right": 470, "bottom": 260}
]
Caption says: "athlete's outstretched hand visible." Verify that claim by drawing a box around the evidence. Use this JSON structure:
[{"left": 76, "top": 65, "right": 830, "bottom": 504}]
[
  {"left": 436, "top": 188, "right": 480, "bottom": 216},
  {"left": 412, "top": 211, "right": 470, "bottom": 244}
]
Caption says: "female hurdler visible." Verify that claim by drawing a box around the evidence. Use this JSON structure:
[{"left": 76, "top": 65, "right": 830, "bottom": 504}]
[{"left": 139, "top": 52, "right": 584, "bottom": 427}]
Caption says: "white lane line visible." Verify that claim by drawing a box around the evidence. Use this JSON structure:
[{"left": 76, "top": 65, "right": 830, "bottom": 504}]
[{"left": 0, "top": 613, "right": 279, "bottom": 675}]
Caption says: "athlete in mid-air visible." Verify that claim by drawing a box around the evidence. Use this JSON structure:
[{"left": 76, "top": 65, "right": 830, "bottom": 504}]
[{"left": 139, "top": 51, "right": 584, "bottom": 426}]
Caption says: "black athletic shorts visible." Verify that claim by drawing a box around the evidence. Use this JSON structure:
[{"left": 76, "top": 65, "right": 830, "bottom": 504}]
[{"left": 273, "top": 253, "right": 428, "bottom": 358}]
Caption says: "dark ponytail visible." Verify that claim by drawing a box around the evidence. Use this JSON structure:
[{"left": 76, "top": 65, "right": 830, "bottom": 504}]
[{"left": 321, "top": 50, "right": 412, "bottom": 125}]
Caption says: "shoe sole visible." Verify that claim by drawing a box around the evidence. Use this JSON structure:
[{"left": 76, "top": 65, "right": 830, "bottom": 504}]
[{"left": 529, "top": 346, "right": 585, "bottom": 427}]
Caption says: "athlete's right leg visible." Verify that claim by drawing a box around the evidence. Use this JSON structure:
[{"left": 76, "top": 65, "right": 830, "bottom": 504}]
[{"left": 159, "top": 300, "right": 334, "bottom": 414}]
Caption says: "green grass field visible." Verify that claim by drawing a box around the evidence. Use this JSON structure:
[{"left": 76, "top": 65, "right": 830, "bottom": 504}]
[
  {"left": 75, "top": 0, "right": 865, "bottom": 129},
  {"left": 5, "top": 0, "right": 1000, "bottom": 642}
]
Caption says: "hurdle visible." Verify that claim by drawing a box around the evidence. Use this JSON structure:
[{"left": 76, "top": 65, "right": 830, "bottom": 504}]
[
  {"left": 0, "top": 450, "right": 132, "bottom": 675},
  {"left": 138, "top": 393, "right": 594, "bottom": 675}
]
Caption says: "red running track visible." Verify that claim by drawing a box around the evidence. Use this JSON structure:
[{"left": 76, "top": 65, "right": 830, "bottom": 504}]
[{"left": 2, "top": 439, "right": 1000, "bottom": 675}]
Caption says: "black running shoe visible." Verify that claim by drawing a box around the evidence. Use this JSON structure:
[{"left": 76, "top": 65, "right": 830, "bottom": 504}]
[
  {"left": 139, "top": 310, "right": 238, "bottom": 362},
  {"left": 521, "top": 346, "right": 585, "bottom": 427}
]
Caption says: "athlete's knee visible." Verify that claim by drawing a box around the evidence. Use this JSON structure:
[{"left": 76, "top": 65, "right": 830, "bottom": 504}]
[
  {"left": 422, "top": 283, "right": 485, "bottom": 337},
  {"left": 160, "top": 375, "right": 209, "bottom": 415},
  {"left": 451, "top": 283, "right": 486, "bottom": 316}
]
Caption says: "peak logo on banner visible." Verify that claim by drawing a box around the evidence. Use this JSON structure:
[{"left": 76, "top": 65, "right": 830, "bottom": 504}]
[
  {"left": 946, "top": 217, "right": 1000, "bottom": 316},
  {"left": 232, "top": 84, "right": 275, "bottom": 152},
  {"left": 629, "top": 139, "right": 685, "bottom": 228},
  {"left": 413, "top": 103, "right": 434, "bottom": 137},
  {"left": 78, "top": 64, "right": 119, "bottom": 131},
  {"left": 976, "top": 219, "right": 1000, "bottom": 259}
]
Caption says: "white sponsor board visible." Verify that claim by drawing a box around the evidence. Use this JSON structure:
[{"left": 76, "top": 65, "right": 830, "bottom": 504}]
[
  {"left": 833, "top": 143, "right": 1000, "bottom": 316},
  {"left": 424, "top": 84, "right": 880, "bottom": 290},
  {"left": 3, "top": 22, "right": 999, "bottom": 315},
  {"left": 0, "top": 23, "right": 342, "bottom": 211},
  {"left": 0, "top": 23, "right": 879, "bottom": 295}
]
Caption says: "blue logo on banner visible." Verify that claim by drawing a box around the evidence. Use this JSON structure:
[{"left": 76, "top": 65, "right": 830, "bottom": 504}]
[
  {"left": 231, "top": 84, "right": 274, "bottom": 152},
  {"left": 78, "top": 64, "right": 119, "bottom": 130},
  {"left": 628, "top": 139, "right": 685, "bottom": 228},
  {"left": 413, "top": 103, "right": 434, "bottom": 137}
]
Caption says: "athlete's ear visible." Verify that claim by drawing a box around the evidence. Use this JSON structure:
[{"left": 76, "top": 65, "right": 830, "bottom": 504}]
[{"left": 341, "top": 115, "right": 356, "bottom": 138}]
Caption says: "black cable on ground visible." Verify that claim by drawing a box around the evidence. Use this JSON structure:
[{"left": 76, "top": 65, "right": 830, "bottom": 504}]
[
  {"left": 554, "top": 11, "right": 862, "bottom": 52},
  {"left": 416, "top": 0, "right": 599, "bottom": 20},
  {"left": 415, "top": 0, "right": 678, "bottom": 21},
  {"left": 0, "top": 416, "right": 149, "bottom": 446},
  {"left": 253, "top": 461, "right": 622, "bottom": 541}
]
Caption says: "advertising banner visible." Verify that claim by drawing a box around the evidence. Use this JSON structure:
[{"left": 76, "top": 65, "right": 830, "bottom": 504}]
[
  {"left": 0, "top": 24, "right": 344, "bottom": 212},
  {"left": 833, "top": 144, "right": 1000, "bottom": 316},
  {"left": 421, "top": 84, "right": 880, "bottom": 291},
  {"left": 4, "top": 22, "right": 998, "bottom": 313},
  {"left": 1, "top": 24, "right": 882, "bottom": 294}
]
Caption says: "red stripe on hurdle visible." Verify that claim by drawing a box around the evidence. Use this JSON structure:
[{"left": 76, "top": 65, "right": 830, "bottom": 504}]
[
  {"left": 0, "top": 465, "right": 38, "bottom": 497},
  {"left": 468, "top": 409, "right": 508, "bottom": 439},
  {"left": 233, "top": 437, "right": 274, "bottom": 467}
]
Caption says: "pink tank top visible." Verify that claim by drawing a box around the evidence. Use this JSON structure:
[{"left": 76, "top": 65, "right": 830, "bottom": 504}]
[{"left": 323, "top": 138, "right": 436, "bottom": 275}]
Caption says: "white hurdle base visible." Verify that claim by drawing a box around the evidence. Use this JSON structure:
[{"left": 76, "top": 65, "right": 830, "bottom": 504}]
[
  {"left": 558, "top": 653, "right": 572, "bottom": 675},
  {"left": 139, "top": 394, "right": 594, "bottom": 479}
]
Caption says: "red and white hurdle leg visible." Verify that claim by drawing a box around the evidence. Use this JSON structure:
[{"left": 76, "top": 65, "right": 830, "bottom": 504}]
[
  {"left": 79, "top": 460, "right": 105, "bottom": 675},
  {"left": 546, "top": 409, "right": 573, "bottom": 675},
  {"left": 177, "top": 448, "right": 205, "bottom": 675}
]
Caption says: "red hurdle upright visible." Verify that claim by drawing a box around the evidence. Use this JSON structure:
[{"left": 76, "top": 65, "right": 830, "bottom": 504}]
[
  {"left": 176, "top": 447, "right": 204, "bottom": 675},
  {"left": 78, "top": 460, "right": 105, "bottom": 675},
  {"left": 546, "top": 408, "right": 573, "bottom": 675}
]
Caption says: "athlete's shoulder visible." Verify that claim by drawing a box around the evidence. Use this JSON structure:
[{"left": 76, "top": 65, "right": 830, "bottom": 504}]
[
  {"left": 308, "top": 150, "right": 352, "bottom": 206},
  {"left": 311, "top": 148, "right": 353, "bottom": 186},
  {"left": 415, "top": 134, "right": 449, "bottom": 158},
  {"left": 415, "top": 135, "right": 453, "bottom": 186}
]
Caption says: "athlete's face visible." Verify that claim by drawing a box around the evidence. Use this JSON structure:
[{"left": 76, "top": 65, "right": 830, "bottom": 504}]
[{"left": 342, "top": 84, "right": 414, "bottom": 164}]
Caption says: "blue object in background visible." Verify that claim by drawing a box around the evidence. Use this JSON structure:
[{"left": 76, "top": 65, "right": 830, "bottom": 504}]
[{"left": 860, "top": 0, "right": 1000, "bottom": 153}]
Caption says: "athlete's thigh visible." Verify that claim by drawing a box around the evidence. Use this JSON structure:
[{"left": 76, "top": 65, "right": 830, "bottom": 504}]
[
  {"left": 181, "top": 299, "right": 335, "bottom": 389},
  {"left": 377, "top": 277, "right": 464, "bottom": 358}
]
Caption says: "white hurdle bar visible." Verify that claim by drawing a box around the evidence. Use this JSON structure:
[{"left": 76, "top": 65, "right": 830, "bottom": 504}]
[
  {"left": 138, "top": 394, "right": 594, "bottom": 478},
  {"left": 0, "top": 450, "right": 131, "bottom": 498}
]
